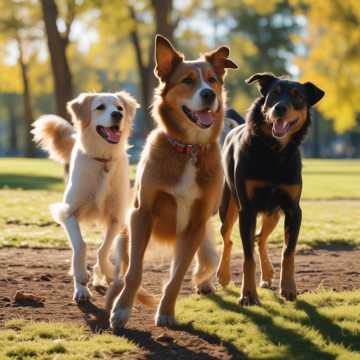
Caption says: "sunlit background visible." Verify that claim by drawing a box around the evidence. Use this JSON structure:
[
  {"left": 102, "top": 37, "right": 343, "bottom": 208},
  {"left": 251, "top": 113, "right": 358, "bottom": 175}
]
[{"left": 0, "top": 0, "right": 359, "bottom": 160}]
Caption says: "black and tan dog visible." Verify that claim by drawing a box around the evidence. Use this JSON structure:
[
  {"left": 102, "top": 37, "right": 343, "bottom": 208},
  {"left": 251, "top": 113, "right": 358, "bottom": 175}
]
[{"left": 217, "top": 73, "right": 324, "bottom": 305}]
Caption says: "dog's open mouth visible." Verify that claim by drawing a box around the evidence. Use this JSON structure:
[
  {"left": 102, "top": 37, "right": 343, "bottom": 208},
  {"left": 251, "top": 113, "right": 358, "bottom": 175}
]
[
  {"left": 272, "top": 118, "right": 298, "bottom": 139},
  {"left": 182, "top": 105, "right": 215, "bottom": 129},
  {"left": 96, "top": 125, "right": 121, "bottom": 144}
]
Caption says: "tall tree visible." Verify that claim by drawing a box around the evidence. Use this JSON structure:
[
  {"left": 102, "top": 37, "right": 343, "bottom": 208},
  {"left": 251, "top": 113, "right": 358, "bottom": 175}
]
[
  {"left": 0, "top": 0, "right": 40, "bottom": 157},
  {"left": 40, "top": 0, "right": 76, "bottom": 121},
  {"left": 292, "top": 0, "right": 360, "bottom": 132}
]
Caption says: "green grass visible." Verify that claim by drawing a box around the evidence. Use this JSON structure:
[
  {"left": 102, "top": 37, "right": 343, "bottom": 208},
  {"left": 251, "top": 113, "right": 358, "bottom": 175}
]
[
  {"left": 0, "top": 158, "right": 359, "bottom": 249},
  {"left": 177, "top": 287, "right": 360, "bottom": 359},
  {"left": 0, "top": 320, "right": 136, "bottom": 360},
  {"left": 302, "top": 159, "right": 360, "bottom": 200}
]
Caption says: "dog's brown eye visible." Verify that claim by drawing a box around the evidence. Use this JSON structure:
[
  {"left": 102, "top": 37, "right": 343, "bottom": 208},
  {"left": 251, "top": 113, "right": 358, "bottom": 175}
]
[
  {"left": 117, "top": 105, "right": 123, "bottom": 111},
  {"left": 96, "top": 104, "right": 105, "bottom": 111},
  {"left": 208, "top": 76, "right": 217, "bottom": 84},
  {"left": 182, "top": 77, "right": 193, "bottom": 85}
]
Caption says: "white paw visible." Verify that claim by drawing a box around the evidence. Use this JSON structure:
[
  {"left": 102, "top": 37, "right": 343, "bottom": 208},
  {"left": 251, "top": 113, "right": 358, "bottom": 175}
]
[
  {"left": 73, "top": 284, "right": 92, "bottom": 303},
  {"left": 110, "top": 307, "right": 130, "bottom": 331},
  {"left": 196, "top": 281, "right": 215, "bottom": 295},
  {"left": 155, "top": 313, "right": 177, "bottom": 327},
  {"left": 260, "top": 280, "right": 272, "bottom": 289}
]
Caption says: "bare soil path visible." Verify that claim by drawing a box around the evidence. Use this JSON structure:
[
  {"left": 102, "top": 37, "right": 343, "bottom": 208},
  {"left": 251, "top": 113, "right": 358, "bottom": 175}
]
[{"left": 1, "top": 247, "right": 360, "bottom": 359}]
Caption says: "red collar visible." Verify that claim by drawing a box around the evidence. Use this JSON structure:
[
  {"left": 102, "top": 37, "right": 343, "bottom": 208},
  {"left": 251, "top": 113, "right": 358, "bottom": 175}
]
[{"left": 165, "top": 135, "right": 204, "bottom": 164}]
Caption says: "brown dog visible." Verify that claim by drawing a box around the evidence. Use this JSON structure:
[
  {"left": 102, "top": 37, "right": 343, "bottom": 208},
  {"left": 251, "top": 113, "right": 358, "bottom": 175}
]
[{"left": 108, "top": 35, "right": 237, "bottom": 329}]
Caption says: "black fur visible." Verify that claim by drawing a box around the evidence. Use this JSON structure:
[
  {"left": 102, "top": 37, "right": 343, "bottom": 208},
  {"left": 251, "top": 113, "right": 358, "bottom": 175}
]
[{"left": 219, "top": 74, "right": 324, "bottom": 303}]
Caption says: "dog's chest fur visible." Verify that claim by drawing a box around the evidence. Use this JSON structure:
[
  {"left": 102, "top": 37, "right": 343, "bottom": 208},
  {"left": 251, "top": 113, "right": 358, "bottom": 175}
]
[{"left": 167, "top": 159, "right": 201, "bottom": 233}]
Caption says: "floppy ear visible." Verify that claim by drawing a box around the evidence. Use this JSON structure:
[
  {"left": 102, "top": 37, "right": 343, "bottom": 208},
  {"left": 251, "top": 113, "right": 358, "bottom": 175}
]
[
  {"left": 67, "top": 93, "right": 95, "bottom": 128},
  {"left": 245, "top": 72, "right": 279, "bottom": 96},
  {"left": 303, "top": 82, "right": 325, "bottom": 106},
  {"left": 205, "top": 46, "right": 238, "bottom": 81},
  {"left": 116, "top": 91, "right": 140, "bottom": 120},
  {"left": 154, "top": 34, "right": 184, "bottom": 81}
]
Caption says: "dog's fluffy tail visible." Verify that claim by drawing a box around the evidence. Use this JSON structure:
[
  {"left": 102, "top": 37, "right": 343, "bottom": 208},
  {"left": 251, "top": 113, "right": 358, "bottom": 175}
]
[{"left": 31, "top": 115, "right": 75, "bottom": 164}]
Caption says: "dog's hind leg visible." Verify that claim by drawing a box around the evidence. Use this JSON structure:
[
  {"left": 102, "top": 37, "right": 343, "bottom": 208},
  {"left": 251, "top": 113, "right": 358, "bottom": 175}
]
[
  {"left": 63, "top": 215, "right": 91, "bottom": 302},
  {"left": 256, "top": 210, "right": 280, "bottom": 288},
  {"left": 217, "top": 183, "right": 238, "bottom": 287},
  {"left": 155, "top": 222, "right": 206, "bottom": 327},
  {"left": 193, "top": 221, "right": 218, "bottom": 295},
  {"left": 93, "top": 220, "right": 121, "bottom": 287}
]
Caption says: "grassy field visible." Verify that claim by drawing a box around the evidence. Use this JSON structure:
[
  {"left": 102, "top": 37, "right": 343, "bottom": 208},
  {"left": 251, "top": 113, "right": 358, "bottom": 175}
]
[
  {"left": 178, "top": 287, "right": 360, "bottom": 359},
  {"left": 1, "top": 157, "right": 360, "bottom": 359},
  {"left": 0, "top": 320, "right": 136, "bottom": 359},
  {"left": 0, "top": 158, "right": 359, "bottom": 249}
]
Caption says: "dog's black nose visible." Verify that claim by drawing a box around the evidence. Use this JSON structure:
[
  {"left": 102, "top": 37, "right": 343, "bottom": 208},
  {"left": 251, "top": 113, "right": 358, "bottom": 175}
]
[
  {"left": 111, "top": 111, "right": 123, "bottom": 122},
  {"left": 200, "top": 89, "right": 216, "bottom": 105},
  {"left": 274, "top": 103, "right": 287, "bottom": 117}
]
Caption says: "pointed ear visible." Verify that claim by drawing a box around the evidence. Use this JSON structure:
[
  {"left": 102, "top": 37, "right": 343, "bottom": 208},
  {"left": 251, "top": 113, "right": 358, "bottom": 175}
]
[
  {"left": 116, "top": 91, "right": 140, "bottom": 120},
  {"left": 205, "top": 46, "right": 237, "bottom": 81},
  {"left": 154, "top": 34, "right": 183, "bottom": 81},
  {"left": 67, "top": 93, "right": 95, "bottom": 128},
  {"left": 245, "top": 72, "right": 279, "bottom": 96},
  {"left": 303, "top": 82, "right": 325, "bottom": 106}
]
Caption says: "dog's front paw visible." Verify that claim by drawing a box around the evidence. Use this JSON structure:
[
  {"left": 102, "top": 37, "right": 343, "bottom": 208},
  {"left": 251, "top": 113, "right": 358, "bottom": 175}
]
[
  {"left": 217, "top": 266, "right": 231, "bottom": 287},
  {"left": 260, "top": 279, "right": 272, "bottom": 289},
  {"left": 110, "top": 307, "right": 130, "bottom": 331},
  {"left": 196, "top": 281, "right": 215, "bottom": 295},
  {"left": 73, "top": 285, "right": 92, "bottom": 303},
  {"left": 239, "top": 291, "right": 260, "bottom": 306},
  {"left": 155, "top": 313, "right": 177, "bottom": 327},
  {"left": 280, "top": 282, "right": 297, "bottom": 301}
]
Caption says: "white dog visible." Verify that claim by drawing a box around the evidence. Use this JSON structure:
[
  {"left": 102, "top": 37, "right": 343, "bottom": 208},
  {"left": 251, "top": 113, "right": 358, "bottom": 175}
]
[{"left": 32, "top": 92, "right": 139, "bottom": 302}]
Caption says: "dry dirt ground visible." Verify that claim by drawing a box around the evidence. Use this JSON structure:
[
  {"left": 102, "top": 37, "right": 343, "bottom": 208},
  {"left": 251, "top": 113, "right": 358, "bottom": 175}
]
[{"left": 1, "top": 246, "right": 360, "bottom": 359}]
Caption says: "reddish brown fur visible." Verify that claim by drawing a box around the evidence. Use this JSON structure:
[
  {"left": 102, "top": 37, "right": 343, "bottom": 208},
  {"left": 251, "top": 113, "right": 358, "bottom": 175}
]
[{"left": 109, "top": 35, "right": 237, "bottom": 329}]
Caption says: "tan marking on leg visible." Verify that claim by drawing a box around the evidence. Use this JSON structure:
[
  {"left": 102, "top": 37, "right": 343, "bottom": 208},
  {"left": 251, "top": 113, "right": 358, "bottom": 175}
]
[
  {"left": 280, "top": 184, "right": 301, "bottom": 201},
  {"left": 217, "top": 195, "right": 238, "bottom": 287},
  {"left": 280, "top": 229, "right": 297, "bottom": 301},
  {"left": 245, "top": 179, "right": 269, "bottom": 199},
  {"left": 240, "top": 256, "right": 259, "bottom": 306},
  {"left": 256, "top": 210, "right": 280, "bottom": 288}
]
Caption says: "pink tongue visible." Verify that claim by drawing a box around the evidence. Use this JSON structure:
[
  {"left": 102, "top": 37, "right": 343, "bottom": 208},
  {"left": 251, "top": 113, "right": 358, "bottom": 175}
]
[
  {"left": 104, "top": 127, "right": 120, "bottom": 143},
  {"left": 194, "top": 111, "right": 214, "bottom": 126},
  {"left": 272, "top": 120, "right": 288, "bottom": 137}
]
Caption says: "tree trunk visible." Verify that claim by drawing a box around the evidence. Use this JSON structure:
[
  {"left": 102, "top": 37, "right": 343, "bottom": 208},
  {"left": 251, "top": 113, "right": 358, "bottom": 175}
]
[
  {"left": 18, "top": 44, "right": 36, "bottom": 157},
  {"left": 6, "top": 95, "right": 18, "bottom": 154},
  {"left": 40, "top": 0, "right": 73, "bottom": 121},
  {"left": 128, "top": 1, "right": 175, "bottom": 136}
]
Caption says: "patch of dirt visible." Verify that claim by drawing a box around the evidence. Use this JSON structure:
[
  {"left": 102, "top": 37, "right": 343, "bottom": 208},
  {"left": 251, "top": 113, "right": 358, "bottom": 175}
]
[{"left": 1, "top": 246, "right": 360, "bottom": 359}]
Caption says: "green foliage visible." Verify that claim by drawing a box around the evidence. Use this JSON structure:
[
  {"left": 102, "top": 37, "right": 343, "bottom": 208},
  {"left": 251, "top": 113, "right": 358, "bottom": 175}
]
[
  {"left": 177, "top": 287, "right": 360, "bottom": 359},
  {"left": 0, "top": 320, "right": 136, "bottom": 359}
]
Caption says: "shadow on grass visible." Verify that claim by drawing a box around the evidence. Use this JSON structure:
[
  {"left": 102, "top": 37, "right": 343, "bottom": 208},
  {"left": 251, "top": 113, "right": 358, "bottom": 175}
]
[
  {"left": 115, "top": 326, "right": 237, "bottom": 360},
  {"left": 308, "top": 240, "right": 357, "bottom": 251},
  {"left": 0, "top": 174, "right": 63, "bottom": 190},
  {"left": 296, "top": 300, "right": 360, "bottom": 352},
  {"left": 78, "top": 301, "right": 109, "bottom": 333},
  {"left": 208, "top": 293, "right": 335, "bottom": 360}
]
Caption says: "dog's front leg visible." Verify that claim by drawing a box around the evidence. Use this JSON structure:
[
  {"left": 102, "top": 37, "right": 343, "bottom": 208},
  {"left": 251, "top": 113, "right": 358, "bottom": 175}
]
[
  {"left": 110, "top": 208, "right": 152, "bottom": 330},
  {"left": 280, "top": 203, "right": 302, "bottom": 301},
  {"left": 93, "top": 220, "right": 121, "bottom": 287},
  {"left": 239, "top": 207, "right": 259, "bottom": 306},
  {"left": 63, "top": 215, "right": 90, "bottom": 302},
  {"left": 155, "top": 222, "right": 206, "bottom": 327}
]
